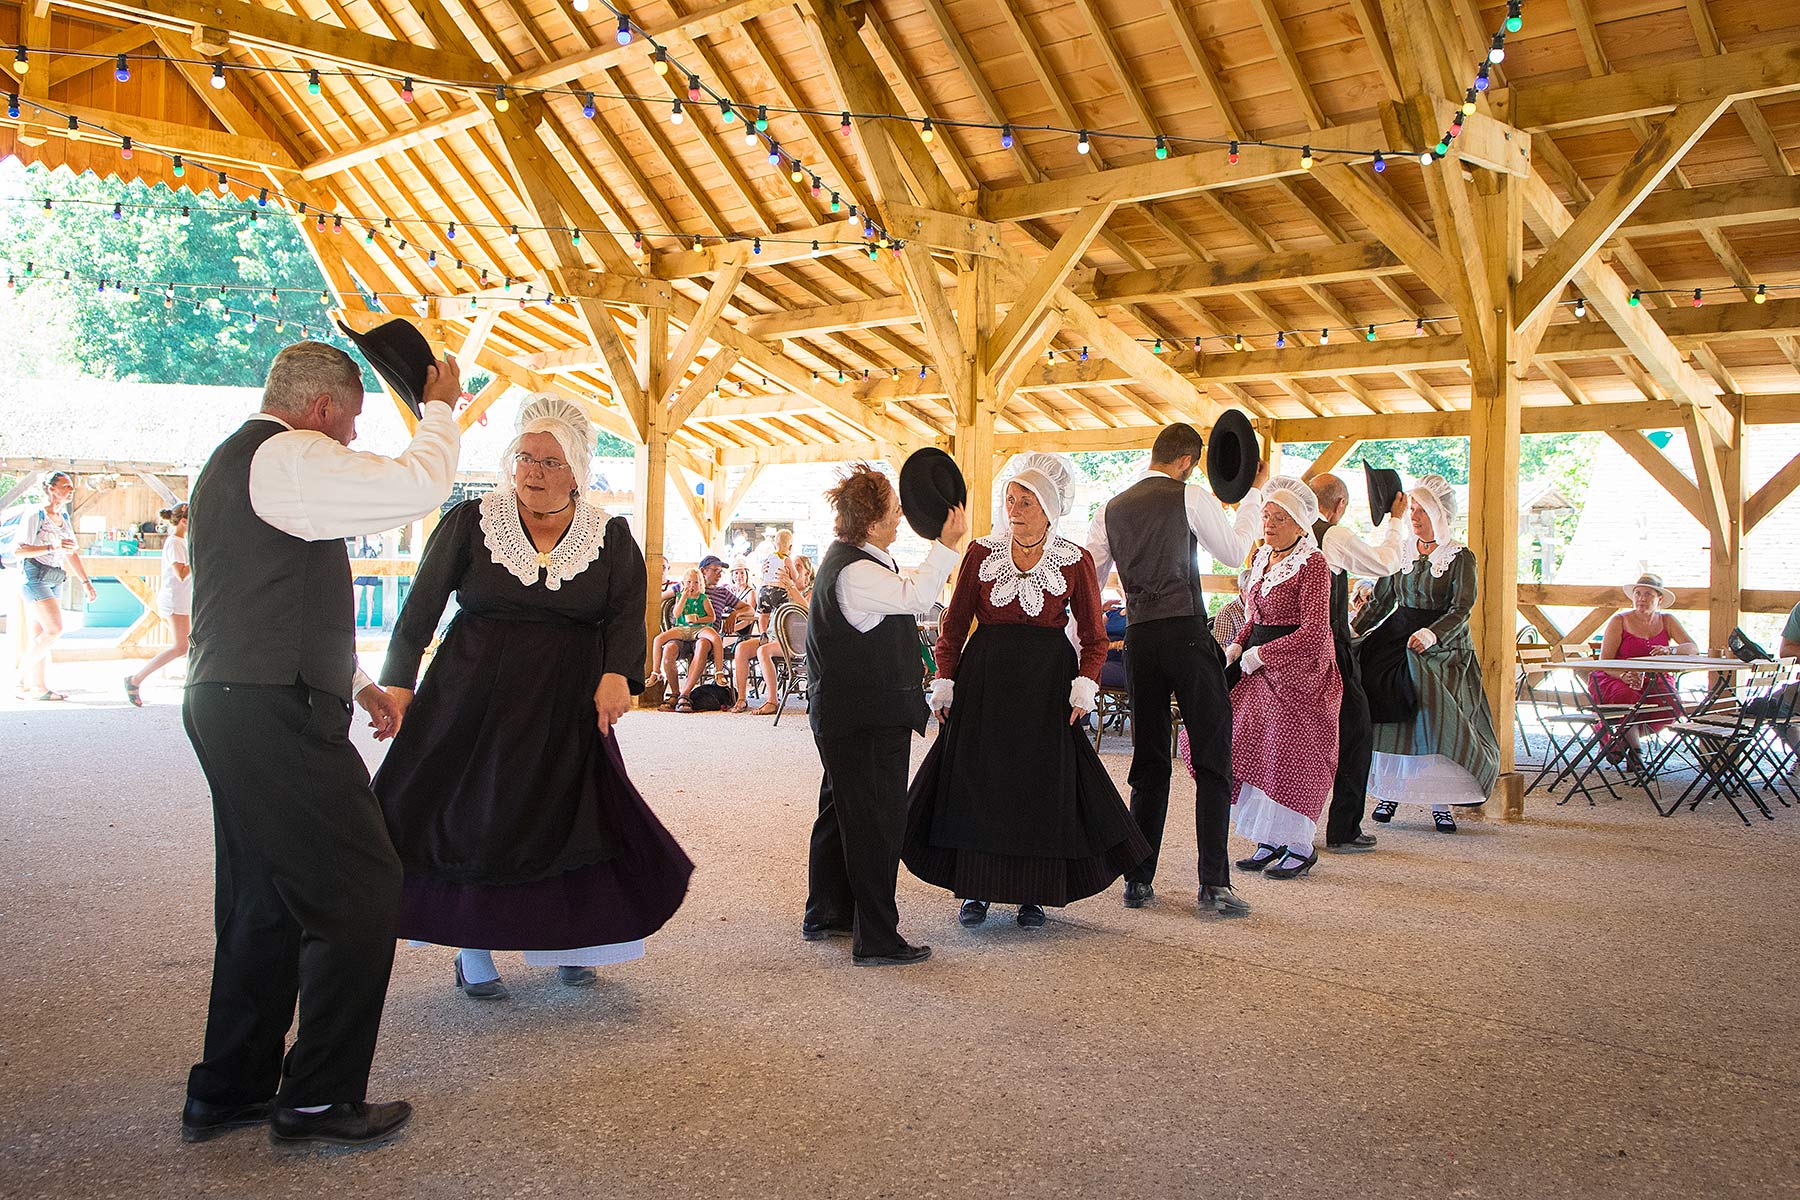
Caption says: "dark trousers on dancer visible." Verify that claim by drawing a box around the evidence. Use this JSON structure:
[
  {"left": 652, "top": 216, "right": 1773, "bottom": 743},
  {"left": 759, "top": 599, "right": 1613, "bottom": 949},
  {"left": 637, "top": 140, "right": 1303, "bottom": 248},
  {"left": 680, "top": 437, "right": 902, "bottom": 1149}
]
[
  {"left": 1325, "top": 651, "right": 1374, "bottom": 845},
  {"left": 183, "top": 681, "right": 403, "bottom": 1109},
  {"left": 1121, "top": 615, "right": 1232, "bottom": 889},
  {"left": 806, "top": 727, "right": 912, "bottom": 957}
]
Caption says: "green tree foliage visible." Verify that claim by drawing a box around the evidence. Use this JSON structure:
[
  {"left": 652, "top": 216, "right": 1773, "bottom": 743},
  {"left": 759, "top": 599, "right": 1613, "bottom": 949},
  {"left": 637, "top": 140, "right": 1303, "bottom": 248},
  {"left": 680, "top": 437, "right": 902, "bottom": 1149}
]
[{"left": 0, "top": 162, "right": 377, "bottom": 388}]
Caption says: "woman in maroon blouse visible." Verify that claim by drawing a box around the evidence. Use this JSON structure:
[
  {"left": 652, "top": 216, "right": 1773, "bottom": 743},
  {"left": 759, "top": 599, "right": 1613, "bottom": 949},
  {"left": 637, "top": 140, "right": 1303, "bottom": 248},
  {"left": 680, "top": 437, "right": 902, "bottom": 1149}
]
[{"left": 903, "top": 454, "right": 1150, "bottom": 929}]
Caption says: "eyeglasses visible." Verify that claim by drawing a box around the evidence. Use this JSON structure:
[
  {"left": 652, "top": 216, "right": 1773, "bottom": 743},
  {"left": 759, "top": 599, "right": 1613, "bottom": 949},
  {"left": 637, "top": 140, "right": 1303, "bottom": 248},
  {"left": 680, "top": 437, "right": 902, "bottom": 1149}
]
[{"left": 512, "top": 451, "right": 569, "bottom": 473}]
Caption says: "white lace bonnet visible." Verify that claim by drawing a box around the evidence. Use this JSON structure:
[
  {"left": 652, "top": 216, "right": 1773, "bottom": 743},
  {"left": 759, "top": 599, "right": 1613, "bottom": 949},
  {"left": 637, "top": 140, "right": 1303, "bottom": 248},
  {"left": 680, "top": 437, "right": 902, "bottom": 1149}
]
[
  {"left": 1409, "top": 474, "right": 1457, "bottom": 541},
  {"left": 510, "top": 391, "right": 594, "bottom": 485},
  {"left": 1259, "top": 475, "right": 1320, "bottom": 530},
  {"left": 998, "top": 452, "right": 1079, "bottom": 526}
]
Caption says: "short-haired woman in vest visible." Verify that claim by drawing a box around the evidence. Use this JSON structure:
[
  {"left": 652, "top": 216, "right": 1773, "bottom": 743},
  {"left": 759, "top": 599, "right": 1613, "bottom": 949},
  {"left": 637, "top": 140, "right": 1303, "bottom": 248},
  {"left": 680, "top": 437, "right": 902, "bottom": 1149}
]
[
  {"left": 1182, "top": 477, "right": 1342, "bottom": 878},
  {"left": 803, "top": 464, "right": 967, "bottom": 966},
  {"left": 373, "top": 393, "right": 692, "bottom": 999},
  {"left": 903, "top": 454, "right": 1150, "bottom": 929},
  {"left": 1352, "top": 475, "right": 1500, "bottom": 832}
]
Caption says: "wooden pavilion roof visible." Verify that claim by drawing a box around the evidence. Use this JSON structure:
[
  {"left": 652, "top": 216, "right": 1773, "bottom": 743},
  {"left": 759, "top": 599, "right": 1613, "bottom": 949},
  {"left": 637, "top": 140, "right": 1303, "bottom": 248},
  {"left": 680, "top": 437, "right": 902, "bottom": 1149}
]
[{"left": 2, "top": 0, "right": 1799, "bottom": 465}]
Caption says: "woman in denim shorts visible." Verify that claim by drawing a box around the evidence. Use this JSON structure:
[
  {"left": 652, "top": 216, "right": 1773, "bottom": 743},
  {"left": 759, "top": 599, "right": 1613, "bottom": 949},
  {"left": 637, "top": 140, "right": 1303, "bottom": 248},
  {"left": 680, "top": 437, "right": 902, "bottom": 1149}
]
[{"left": 14, "top": 473, "right": 97, "bottom": 701}]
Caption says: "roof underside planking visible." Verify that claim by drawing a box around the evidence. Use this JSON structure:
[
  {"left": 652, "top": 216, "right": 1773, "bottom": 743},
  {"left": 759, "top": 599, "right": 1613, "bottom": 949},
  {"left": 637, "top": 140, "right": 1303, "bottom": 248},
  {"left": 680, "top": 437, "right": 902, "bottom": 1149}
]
[{"left": 0, "top": 0, "right": 1797, "bottom": 462}]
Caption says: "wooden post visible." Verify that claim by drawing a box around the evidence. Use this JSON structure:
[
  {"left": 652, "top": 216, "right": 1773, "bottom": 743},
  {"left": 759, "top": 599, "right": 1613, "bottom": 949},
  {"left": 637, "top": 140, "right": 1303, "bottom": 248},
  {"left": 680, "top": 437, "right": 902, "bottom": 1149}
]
[
  {"left": 957, "top": 258, "right": 998, "bottom": 538},
  {"left": 633, "top": 419, "right": 669, "bottom": 685},
  {"left": 1466, "top": 172, "right": 1526, "bottom": 816},
  {"left": 1707, "top": 398, "right": 1745, "bottom": 653}
]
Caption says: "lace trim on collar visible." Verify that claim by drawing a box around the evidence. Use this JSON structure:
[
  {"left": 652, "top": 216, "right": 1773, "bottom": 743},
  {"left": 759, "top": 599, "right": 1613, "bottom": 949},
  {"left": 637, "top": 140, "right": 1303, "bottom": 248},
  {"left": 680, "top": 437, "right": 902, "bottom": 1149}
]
[
  {"left": 1400, "top": 537, "right": 1467, "bottom": 579},
  {"left": 975, "top": 532, "right": 1082, "bottom": 618},
  {"left": 478, "top": 489, "right": 605, "bottom": 592},
  {"left": 1246, "top": 533, "right": 1319, "bottom": 597}
]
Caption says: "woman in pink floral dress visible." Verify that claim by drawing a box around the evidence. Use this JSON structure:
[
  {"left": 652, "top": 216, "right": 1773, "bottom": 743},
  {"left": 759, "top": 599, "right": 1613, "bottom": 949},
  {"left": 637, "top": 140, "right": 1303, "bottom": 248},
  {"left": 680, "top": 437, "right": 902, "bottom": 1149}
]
[{"left": 1182, "top": 477, "right": 1341, "bottom": 879}]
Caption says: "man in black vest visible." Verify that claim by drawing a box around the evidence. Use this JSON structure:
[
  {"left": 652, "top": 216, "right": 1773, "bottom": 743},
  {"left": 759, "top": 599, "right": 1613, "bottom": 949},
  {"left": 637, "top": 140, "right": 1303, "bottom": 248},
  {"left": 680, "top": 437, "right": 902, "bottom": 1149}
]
[
  {"left": 1305, "top": 473, "right": 1409, "bottom": 852},
  {"left": 804, "top": 464, "right": 966, "bottom": 965},
  {"left": 1086, "top": 424, "right": 1259, "bottom": 917},
  {"left": 180, "top": 341, "right": 461, "bottom": 1149}
]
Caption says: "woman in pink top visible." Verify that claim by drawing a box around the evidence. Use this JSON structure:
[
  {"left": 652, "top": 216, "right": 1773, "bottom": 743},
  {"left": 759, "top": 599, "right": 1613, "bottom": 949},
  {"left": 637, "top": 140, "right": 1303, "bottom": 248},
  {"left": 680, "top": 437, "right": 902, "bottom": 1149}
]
[{"left": 1590, "top": 573, "right": 1698, "bottom": 772}]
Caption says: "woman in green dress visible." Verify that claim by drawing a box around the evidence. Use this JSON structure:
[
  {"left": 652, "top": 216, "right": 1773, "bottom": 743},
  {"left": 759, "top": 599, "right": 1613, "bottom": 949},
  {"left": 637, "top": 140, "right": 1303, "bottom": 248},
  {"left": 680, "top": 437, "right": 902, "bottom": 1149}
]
[{"left": 1351, "top": 474, "right": 1498, "bottom": 833}]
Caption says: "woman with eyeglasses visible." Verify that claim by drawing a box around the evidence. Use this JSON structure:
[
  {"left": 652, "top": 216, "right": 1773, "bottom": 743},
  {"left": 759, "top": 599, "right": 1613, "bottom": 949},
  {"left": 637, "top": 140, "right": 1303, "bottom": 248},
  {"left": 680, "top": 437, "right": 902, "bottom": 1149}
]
[{"left": 371, "top": 393, "right": 692, "bottom": 1001}]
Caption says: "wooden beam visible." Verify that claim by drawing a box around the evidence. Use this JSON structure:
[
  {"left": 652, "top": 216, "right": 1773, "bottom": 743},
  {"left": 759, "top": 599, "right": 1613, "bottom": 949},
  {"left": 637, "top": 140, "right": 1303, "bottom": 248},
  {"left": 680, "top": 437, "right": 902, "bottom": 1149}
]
[
  {"left": 987, "top": 202, "right": 1117, "bottom": 379},
  {"left": 1517, "top": 100, "right": 1731, "bottom": 329},
  {"left": 3, "top": 95, "right": 291, "bottom": 170},
  {"left": 1501, "top": 39, "right": 1800, "bottom": 130},
  {"left": 662, "top": 252, "right": 749, "bottom": 403},
  {"left": 299, "top": 106, "right": 490, "bottom": 180},
  {"left": 1303, "top": 438, "right": 1361, "bottom": 479},
  {"left": 982, "top": 117, "right": 1387, "bottom": 223},
  {"left": 1607, "top": 430, "right": 1709, "bottom": 529},
  {"left": 1745, "top": 449, "right": 1800, "bottom": 532},
  {"left": 457, "top": 373, "right": 509, "bottom": 431},
  {"left": 44, "top": 25, "right": 157, "bottom": 87},
  {"left": 1084, "top": 240, "right": 1410, "bottom": 306},
  {"left": 714, "top": 440, "right": 903, "bottom": 467},
  {"left": 669, "top": 350, "right": 743, "bottom": 430},
  {"left": 64, "top": 0, "right": 493, "bottom": 81},
  {"left": 507, "top": 0, "right": 793, "bottom": 88},
  {"left": 738, "top": 294, "right": 913, "bottom": 339}
]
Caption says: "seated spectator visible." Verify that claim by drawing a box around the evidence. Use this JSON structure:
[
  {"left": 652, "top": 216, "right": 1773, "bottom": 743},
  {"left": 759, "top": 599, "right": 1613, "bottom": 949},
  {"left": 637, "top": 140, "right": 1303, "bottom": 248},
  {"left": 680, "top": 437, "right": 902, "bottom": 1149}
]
[
  {"left": 756, "top": 529, "right": 796, "bottom": 633},
  {"left": 1099, "top": 602, "right": 1129, "bottom": 691},
  {"left": 699, "top": 554, "right": 754, "bottom": 681},
  {"left": 1210, "top": 568, "right": 1253, "bottom": 648},
  {"left": 648, "top": 568, "right": 718, "bottom": 712},
  {"left": 730, "top": 554, "right": 814, "bottom": 716}
]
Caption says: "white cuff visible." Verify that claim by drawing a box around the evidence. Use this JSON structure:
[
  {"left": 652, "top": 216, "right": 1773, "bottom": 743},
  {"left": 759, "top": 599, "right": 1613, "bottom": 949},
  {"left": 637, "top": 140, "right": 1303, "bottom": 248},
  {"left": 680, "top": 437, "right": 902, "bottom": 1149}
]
[
  {"left": 1069, "top": 676, "right": 1098, "bottom": 712},
  {"left": 351, "top": 665, "right": 375, "bottom": 697},
  {"left": 1411, "top": 628, "right": 1438, "bottom": 650},
  {"left": 928, "top": 677, "right": 955, "bottom": 714},
  {"left": 1241, "top": 647, "right": 1263, "bottom": 675}
]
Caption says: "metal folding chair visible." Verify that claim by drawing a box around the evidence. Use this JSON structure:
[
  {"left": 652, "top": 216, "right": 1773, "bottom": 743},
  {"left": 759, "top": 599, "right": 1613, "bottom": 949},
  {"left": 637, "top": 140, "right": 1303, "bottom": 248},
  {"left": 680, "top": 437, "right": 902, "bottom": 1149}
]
[
  {"left": 769, "top": 602, "right": 809, "bottom": 727},
  {"left": 1657, "top": 663, "right": 1783, "bottom": 824}
]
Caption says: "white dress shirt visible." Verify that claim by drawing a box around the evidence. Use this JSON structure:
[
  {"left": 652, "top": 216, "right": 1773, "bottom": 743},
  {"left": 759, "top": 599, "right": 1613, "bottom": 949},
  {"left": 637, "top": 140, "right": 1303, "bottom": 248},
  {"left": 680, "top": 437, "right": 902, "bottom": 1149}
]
[
  {"left": 245, "top": 401, "right": 462, "bottom": 693},
  {"left": 1318, "top": 516, "right": 1410, "bottom": 579},
  {"left": 836, "top": 540, "right": 962, "bottom": 633},
  {"left": 1084, "top": 470, "right": 1261, "bottom": 588}
]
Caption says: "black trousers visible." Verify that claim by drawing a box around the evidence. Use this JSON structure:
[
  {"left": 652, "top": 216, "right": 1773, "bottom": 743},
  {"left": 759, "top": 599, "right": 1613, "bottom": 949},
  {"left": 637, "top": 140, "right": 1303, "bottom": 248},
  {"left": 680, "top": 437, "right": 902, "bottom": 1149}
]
[
  {"left": 806, "top": 727, "right": 913, "bottom": 957},
  {"left": 1325, "top": 649, "right": 1375, "bottom": 845},
  {"left": 183, "top": 682, "right": 403, "bottom": 1109},
  {"left": 1121, "top": 616, "right": 1233, "bottom": 889}
]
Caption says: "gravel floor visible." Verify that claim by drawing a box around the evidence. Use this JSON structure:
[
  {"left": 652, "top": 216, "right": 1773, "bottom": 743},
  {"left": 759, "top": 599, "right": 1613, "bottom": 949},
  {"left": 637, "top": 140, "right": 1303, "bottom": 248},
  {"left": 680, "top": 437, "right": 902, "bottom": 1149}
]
[{"left": 2, "top": 662, "right": 1796, "bottom": 1199}]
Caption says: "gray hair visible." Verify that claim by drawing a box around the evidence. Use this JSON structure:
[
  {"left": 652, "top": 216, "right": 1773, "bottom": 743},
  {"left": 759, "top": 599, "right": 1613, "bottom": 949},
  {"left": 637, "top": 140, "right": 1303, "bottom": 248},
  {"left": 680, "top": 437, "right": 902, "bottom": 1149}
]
[
  {"left": 1309, "top": 473, "right": 1348, "bottom": 514},
  {"left": 262, "top": 341, "right": 363, "bottom": 418}
]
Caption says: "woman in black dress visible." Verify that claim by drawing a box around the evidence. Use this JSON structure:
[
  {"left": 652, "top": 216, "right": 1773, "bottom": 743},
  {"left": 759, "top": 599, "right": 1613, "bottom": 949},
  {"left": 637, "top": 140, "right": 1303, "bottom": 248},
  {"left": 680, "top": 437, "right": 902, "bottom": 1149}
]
[
  {"left": 374, "top": 393, "right": 692, "bottom": 1000},
  {"left": 904, "top": 453, "right": 1150, "bottom": 928}
]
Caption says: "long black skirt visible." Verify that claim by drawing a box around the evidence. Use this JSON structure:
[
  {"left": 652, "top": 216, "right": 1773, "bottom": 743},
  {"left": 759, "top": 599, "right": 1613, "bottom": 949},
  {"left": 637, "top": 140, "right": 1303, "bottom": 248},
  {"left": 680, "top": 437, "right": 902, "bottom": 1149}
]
[
  {"left": 1358, "top": 605, "right": 1439, "bottom": 725},
  {"left": 903, "top": 623, "right": 1151, "bottom": 906},
  {"left": 373, "top": 614, "right": 692, "bottom": 951}
]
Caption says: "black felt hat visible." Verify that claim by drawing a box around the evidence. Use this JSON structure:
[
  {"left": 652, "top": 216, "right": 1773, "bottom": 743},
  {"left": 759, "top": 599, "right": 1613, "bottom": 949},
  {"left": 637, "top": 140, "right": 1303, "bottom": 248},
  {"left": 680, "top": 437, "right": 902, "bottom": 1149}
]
[
  {"left": 336, "top": 317, "right": 434, "bottom": 418},
  {"left": 898, "top": 447, "right": 967, "bottom": 540},
  {"left": 1205, "top": 409, "right": 1259, "bottom": 504},
  {"left": 1364, "top": 462, "right": 1405, "bottom": 526}
]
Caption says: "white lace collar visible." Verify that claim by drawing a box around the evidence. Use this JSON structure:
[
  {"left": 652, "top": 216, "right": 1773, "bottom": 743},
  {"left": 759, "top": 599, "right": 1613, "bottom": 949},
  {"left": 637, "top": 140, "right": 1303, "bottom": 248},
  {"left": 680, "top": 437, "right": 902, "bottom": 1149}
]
[
  {"left": 1400, "top": 536, "right": 1466, "bottom": 579},
  {"left": 975, "top": 532, "right": 1082, "bottom": 618},
  {"left": 1246, "top": 532, "right": 1319, "bottom": 597},
  {"left": 479, "top": 488, "right": 606, "bottom": 591}
]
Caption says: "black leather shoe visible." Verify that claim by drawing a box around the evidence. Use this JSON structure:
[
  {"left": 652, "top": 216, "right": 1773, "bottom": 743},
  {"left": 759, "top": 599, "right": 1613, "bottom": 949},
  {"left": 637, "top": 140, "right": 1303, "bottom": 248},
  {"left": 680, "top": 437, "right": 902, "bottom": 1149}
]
[
  {"left": 269, "top": 1101, "right": 413, "bottom": 1149},
  {"left": 1433, "top": 809, "right": 1458, "bottom": 833},
  {"left": 1122, "top": 881, "right": 1154, "bottom": 908},
  {"left": 1016, "top": 904, "right": 1046, "bottom": 928},
  {"left": 853, "top": 941, "right": 932, "bottom": 966},
  {"left": 958, "top": 899, "right": 989, "bottom": 927},
  {"left": 453, "top": 956, "right": 509, "bottom": 1000},
  {"left": 1372, "top": 800, "right": 1397, "bottom": 823},
  {"left": 1264, "top": 847, "right": 1318, "bottom": 880},
  {"left": 1235, "top": 843, "right": 1282, "bottom": 872},
  {"left": 557, "top": 966, "right": 597, "bottom": 987},
  {"left": 801, "top": 922, "right": 852, "bottom": 942},
  {"left": 180, "top": 1097, "right": 272, "bottom": 1143},
  {"left": 1325, "top": 833, "right": 1378, "bottom": 852},
  {"left": 1198, "top": 884, "right": 1251, "bottom": 918}
]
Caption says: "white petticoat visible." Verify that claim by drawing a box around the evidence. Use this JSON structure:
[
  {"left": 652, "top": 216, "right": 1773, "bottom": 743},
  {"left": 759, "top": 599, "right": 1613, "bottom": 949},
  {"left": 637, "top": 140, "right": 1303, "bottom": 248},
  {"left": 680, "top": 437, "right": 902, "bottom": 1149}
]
[
  {"left": 1231, "top": 782, "right": 1319, "bottom": 850},
  {"left": 408, "top": 939, "right": 646, "bottom": 966},
  {"left": 1367, "top": 752, "right": 1488, "bottom": 807}
]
